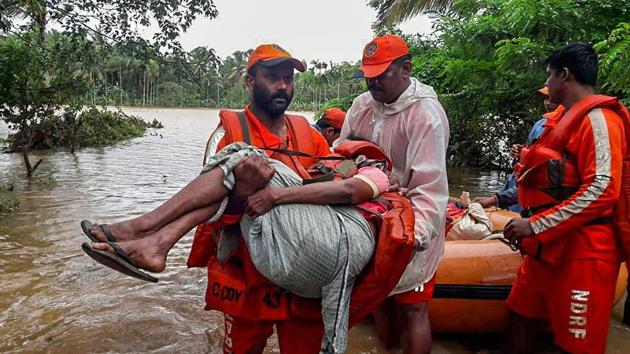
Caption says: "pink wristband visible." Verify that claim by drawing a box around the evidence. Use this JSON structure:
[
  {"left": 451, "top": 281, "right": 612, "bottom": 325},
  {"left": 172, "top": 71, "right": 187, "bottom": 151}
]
[{"left": 356, "top": 166, "right": 389, "bottom": 195}]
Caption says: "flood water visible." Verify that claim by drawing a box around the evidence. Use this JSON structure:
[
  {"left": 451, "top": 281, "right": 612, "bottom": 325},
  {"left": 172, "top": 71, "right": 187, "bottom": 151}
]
[{"left": 1, "top": 107, "right": 628, "bottom": 353}]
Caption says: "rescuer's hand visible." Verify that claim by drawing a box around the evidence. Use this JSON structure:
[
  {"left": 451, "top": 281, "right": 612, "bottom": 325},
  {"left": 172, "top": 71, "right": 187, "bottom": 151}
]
[
  {"left": 245, "top": 189, "right": 277, "bottom": 218},
  {"left": 233, "top": 154, "right": 275, "bottom": 200},
  {"left": 504, "top": 218, "right": 534, "bottom": 243},
  {"left": 472, "top": 195, "right": 498, "bottom": 208}
]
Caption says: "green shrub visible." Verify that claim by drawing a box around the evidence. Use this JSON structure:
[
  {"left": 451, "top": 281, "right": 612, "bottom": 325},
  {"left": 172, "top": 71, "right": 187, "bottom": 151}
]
[
  {"left": 75, "top": 107, "right": 148, "bottom": 147},
  {"left": 312, "top": 94, "right": 360, "bottom": 122},
  {"left": 0, "top": 183, "right": 18, "bottom": 216},
  {"left": 5, "top": 107, "right": 162, "bottom": 151}
]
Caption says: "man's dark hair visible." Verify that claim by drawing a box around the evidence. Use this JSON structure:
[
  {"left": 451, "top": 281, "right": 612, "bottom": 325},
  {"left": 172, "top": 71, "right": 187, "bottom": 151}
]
[
  {"left": 315, "top": 118, "right": 340, "bottom": 132},
  {"left": 246, "top": 64, "right": 258, "bottom": 77},
  {"left": 543, "top": 43, "right": 598, "bottom": 87}
]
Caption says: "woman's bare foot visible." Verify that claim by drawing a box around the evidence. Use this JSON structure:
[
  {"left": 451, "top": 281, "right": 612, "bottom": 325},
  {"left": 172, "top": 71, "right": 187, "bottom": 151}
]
[
  {"left": 92, "top": 237, "right": 168, "bottom": 273},
  {"left": 89, "top": 221, "right": 154, "bottom": 243}
]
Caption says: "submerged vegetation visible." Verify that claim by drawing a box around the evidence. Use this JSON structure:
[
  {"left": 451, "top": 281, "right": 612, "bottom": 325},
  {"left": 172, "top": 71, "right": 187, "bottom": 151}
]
[
  {"left": 3, "top": 108, "right": 162, "bottom": 154},
  {"left": 0, "top": 183, "right": 18, "bottom": 216},
  {"left": 0, "top": 198, "right": 19, "bottom": 216},
  {"left": 0, "top": 0, "right": 363, "bottom": 177}
]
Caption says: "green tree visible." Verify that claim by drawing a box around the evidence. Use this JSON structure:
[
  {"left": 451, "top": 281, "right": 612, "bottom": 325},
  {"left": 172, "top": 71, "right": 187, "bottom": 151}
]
[
  {"left": 0, "top": 31, "right": 95, "bottom": 176},
  {"left": 218, "top": 50, "right": 252, "bottom": 107},
  {"left": 189, "top": 46, "right": 220, "bottom": 103},
  {"left": 595, "top": 23, "right": 630, "bottom": 105},
  {"left": 2, "top": 0, "right": 217, "bottom": 50},
  {"left": 368, "top": 0, "right": 630, "bottom": 168},
  {"left": 370, "top": 0, "right": 453, "bottom": 28},
  {"left": 0, "top": 0, "right": 217, "bottom": 175},
  {"left": 158, "top": 82, "right": 186, "bottom": 107}
]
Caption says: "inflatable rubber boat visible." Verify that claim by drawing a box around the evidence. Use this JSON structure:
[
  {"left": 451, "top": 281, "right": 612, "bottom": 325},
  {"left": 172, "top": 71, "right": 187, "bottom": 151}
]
[{"left": 431, "top": 208, "right": 628, "bottom": 332}]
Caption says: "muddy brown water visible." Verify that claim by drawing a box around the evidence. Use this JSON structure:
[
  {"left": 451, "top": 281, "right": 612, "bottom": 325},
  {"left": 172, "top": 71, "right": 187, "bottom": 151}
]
[{"left": 1, "top": 108, "right": 628, "bottom": 353}]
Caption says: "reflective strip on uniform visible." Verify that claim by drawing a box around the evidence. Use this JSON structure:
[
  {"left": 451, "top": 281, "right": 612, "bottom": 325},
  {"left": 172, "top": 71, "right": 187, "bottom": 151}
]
[{"left": 531, "top": 108, "right": 613, "bottom": 233}]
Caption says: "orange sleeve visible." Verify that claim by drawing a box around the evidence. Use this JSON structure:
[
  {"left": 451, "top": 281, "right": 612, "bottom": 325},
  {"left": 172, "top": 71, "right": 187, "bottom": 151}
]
[
  {"left": 310, "top": 126, "right": 331, "bottom": 157},
  {"left": 529, "top": 108, "right": 626, "bottom": 238}
]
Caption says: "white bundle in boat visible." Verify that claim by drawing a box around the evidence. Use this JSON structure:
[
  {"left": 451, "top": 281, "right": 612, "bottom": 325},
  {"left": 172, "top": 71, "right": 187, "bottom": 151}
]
[{"left": 447, "top": 202, "right": 494, "bottom": 240}]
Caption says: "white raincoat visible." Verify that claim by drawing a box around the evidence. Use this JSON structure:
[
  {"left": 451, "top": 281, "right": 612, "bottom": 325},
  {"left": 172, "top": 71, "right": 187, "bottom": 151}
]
[{"left": 335, "top": 78, "right": 450, "bottom": 294}]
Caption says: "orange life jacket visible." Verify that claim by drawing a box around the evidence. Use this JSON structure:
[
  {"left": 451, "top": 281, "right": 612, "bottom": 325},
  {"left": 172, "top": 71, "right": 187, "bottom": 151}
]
[
  {"left": 219, "top": 109, "right": 317, "bottom": 178},
  {"left": 515, "top": 95, "right": 630, "bottom": 261},
  {"left": 193, "top": 112, "right": 416, "bottom": 323},
  {"left": 298, "top": 140, "right": 416, "bottom": 325},
  {"left": 515, "top": 107, "right": 580, "bottom": 209},
  {"left": 348, "top": 191, "right": 415, "bottom": 326},
  {"left": 190, "top": 109, "right": 321, "bottom": 320}
]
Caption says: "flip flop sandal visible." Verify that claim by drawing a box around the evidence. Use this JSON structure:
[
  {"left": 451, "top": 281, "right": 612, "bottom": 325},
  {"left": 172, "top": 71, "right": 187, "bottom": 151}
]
[
  {"left": 81, "top": 220, "right": 117, "bottom": 243},
  {"left": 81, "top": 242, "right": 158, "bottom": 283}
]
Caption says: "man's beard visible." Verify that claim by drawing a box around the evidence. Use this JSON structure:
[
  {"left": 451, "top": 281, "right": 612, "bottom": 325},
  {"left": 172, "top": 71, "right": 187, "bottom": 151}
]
[{"left": 252, "top": 83, "right": 293, "bottom": 118}]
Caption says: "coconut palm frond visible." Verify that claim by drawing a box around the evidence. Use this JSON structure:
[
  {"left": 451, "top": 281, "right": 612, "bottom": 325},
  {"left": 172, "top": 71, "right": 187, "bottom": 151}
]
[{"left": 376, "top": 0, "right": 454, "bottom": 26}]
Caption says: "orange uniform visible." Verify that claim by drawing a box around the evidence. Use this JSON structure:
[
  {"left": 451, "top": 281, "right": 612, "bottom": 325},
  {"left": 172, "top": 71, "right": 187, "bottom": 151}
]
[
  {"left": 213, "top": 107, "right": 330, "bottom": 172},
  {"left": 189, "top": 106, "right": 330, "bottom": 354},
  {"left": 508, "top": 97, "right": 627, "bottom": 353}
]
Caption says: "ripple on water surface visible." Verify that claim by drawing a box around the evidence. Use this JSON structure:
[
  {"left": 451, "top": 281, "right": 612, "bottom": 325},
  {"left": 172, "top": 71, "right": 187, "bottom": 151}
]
[{"left": 0, "top": 108, "right": 222, "bottom": 353}]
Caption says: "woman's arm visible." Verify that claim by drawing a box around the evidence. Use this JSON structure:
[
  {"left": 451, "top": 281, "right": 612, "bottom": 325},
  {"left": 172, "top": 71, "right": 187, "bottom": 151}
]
[
  {"left": 245, "top": 178, "right": 376, "bottom": 218},
  {"left": 280, "top": 178, "right": 376, "bottom": 205}
]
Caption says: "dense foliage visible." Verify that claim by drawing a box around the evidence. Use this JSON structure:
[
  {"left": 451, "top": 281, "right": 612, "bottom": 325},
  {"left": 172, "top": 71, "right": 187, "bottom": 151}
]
[
  {"left": 595, "top": 22, "right": 630, "bottom": 104},
  {"left": 2, "top": 0, "right": 628, "bottom": 174},
  {"left": 3, "top": 107, "right": 161, "bottom": 153},
  {"left": 371, "top": 0, "right": 630, "bottom": 168},
  {"left": 0, "top": 0, "right": 217, "bottom": 51},
  {"left": 0, "top": 30, "right": 97, "bottom": 175},
  {"left": 55, "top": 40, "right": 365, "bottom": 111},
  {"left": 0, "top": 0, "right": 215, "bottom": 176}
]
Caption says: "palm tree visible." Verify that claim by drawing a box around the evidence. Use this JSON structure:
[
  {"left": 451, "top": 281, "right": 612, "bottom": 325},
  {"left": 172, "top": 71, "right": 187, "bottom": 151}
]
[
  {"left": 189, "top": 46, "right": 219, "bottom": 102},
  {"left": 373, "top": 0, "right": 454, "bottom": 27},
  {"left": 1, "top": 0, "right": 48, "bottom": 45},
  {"left": 220, "top": 49, "right": 252, "bottom": 107},
  {"left": 223, "top": 50, "right": 251, "bottom": 82},
  {"left": 85, "top": 45, "right": 108, "bottom": 106},
  {"left": 146, "top": 59, "right": 159, "bottom": 106},
  {"left": 103, "top": 54, "right": 127, "bottom": 105}
]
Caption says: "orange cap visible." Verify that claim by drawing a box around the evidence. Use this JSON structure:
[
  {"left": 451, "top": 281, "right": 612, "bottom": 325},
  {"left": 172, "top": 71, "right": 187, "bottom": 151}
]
[
  {"left": 354, "top": 34, "right": 410, "bottom": 79},
  {"left": 322, "top": 108, "right": 346, "bottom": 129},
  {"left": 537, "top": 86, "right": 549, "bottom": 95},
  {"left": 246, "top": 44, "right": 306, "bottom": 72}
]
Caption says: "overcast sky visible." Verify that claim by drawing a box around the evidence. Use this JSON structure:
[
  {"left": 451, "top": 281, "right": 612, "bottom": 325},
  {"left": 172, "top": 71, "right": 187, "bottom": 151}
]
[{"left": 173, "top": 0, "right": 433, "bottom": 64}]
